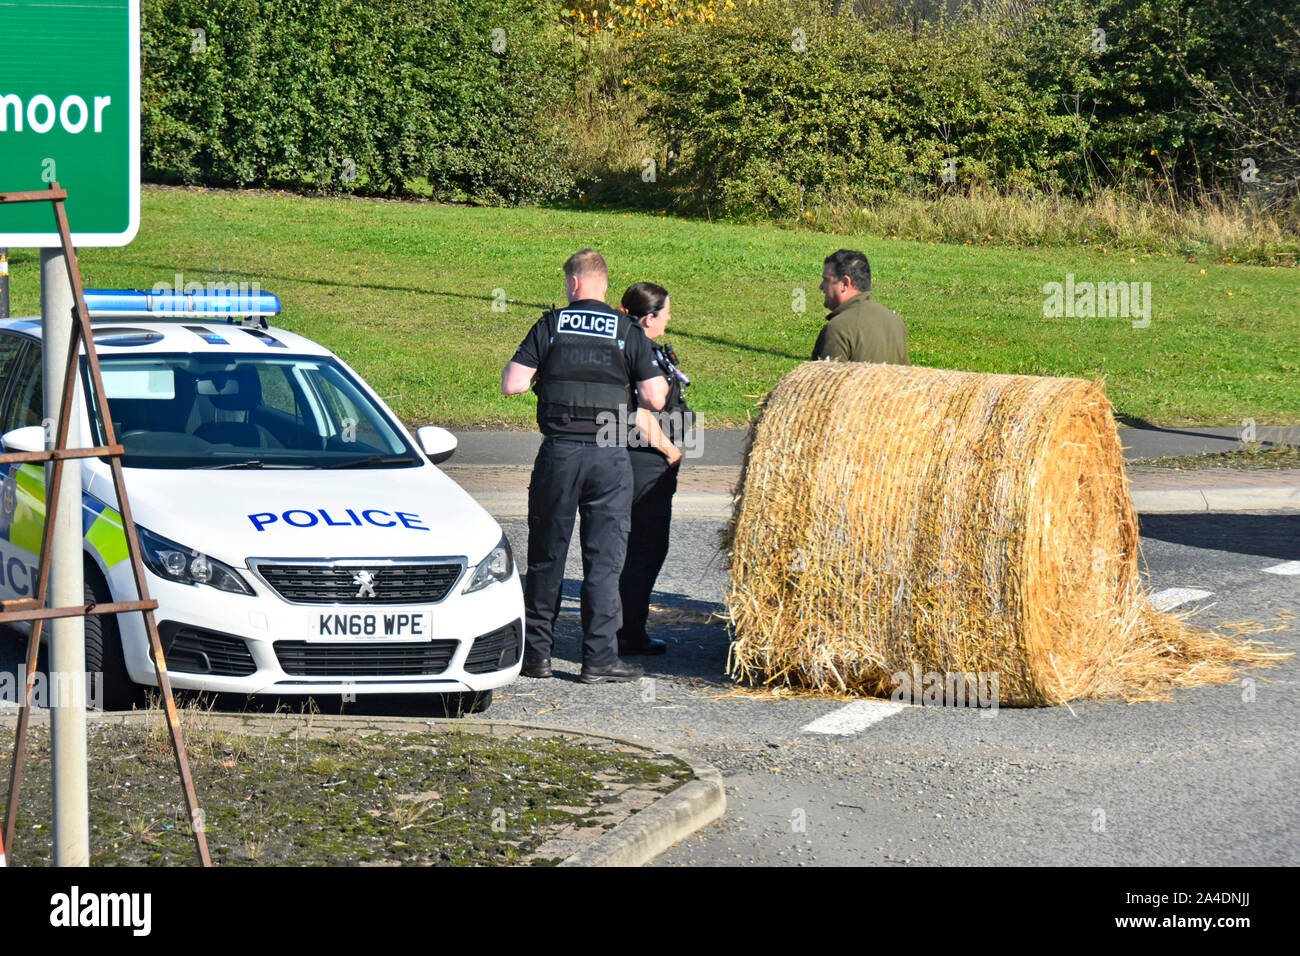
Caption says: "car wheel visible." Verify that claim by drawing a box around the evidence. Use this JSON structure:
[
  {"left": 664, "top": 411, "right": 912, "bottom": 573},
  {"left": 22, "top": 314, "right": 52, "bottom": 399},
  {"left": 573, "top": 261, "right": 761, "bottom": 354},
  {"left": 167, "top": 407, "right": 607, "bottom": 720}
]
[
  {"left": 84, "top": 566, "right": 141, "bottom": 711},
  {"left": 437, "top": 689, "right": 492, "bottom": 717}
]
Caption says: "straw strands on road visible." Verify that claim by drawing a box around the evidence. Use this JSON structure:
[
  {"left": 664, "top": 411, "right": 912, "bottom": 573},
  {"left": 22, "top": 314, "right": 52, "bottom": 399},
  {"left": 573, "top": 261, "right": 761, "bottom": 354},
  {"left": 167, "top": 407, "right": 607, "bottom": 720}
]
[{"left": 725, "top": 362, "right": 1280, "bottom": 705}]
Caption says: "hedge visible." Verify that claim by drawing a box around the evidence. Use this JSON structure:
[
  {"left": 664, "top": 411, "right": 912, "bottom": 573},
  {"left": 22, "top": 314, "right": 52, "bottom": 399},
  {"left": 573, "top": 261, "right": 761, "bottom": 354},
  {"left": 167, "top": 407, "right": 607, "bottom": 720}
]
[
  {"left": 628, "top": 4, "right": 1086, "bottom": 217},
  {"left": 142, "top": 0, "right": 573, "bottom": 203},
  {"left": 624, "top": 0, "right": 1298, "bottom": 216}
]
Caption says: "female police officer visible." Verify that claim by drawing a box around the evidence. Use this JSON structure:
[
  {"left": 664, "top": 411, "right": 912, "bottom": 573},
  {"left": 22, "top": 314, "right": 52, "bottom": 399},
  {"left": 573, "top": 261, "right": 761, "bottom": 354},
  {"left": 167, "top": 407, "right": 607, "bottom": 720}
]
[{"left": 616, "top": 281, "right": 693, "bottom": 656}]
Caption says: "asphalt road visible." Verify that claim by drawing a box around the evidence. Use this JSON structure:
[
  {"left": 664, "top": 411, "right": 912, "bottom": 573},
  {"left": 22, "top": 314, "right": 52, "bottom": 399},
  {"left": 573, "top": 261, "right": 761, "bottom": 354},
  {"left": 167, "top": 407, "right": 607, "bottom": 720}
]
[
  {"left": 484, "top": 511, "right": 1300, "bottom": 866},
  {"left": 2, "top": 511, "right": 1296, "bottom": 866}
]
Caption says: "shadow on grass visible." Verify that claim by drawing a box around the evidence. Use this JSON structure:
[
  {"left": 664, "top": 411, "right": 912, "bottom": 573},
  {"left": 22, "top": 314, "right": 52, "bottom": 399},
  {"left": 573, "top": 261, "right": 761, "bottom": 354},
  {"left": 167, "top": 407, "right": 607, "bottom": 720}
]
[
  {"left": 124, "top": 261, "right": 555, "bottom": 313},
  {"left": 669, "top": 327, "right": 811, "bottom": 362},
  {"left": 31, "top": 254, "right": 810, "bottom": 361},
  {"left": 1118, "top": 415, "right": 1247, "bottom": 442}
]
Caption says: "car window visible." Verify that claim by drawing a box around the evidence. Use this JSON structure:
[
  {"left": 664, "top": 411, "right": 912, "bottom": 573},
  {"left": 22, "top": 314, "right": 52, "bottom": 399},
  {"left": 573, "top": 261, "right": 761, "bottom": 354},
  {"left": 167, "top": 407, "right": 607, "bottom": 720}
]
[
  {"left": 300, "top": 365, "right": 391, "bottom": 451},
  {"left": 256, "top": 363, "right": 299, "bottom": 417},
  {"left": 2, "top": 348, "right": 42, "bottom": 436},
  {"left": 85, "top": 352, "right": 417, "bottom": 469},
  {"left": 0, "top": 335, "right": 26, "bottom": 391}
]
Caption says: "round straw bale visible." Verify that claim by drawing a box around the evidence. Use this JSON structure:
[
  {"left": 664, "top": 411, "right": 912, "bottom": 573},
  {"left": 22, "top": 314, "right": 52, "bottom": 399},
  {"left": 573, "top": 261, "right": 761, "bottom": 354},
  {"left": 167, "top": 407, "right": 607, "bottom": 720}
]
[{"left": 726, "top": 362, "right": 1278, "bottom": 705}]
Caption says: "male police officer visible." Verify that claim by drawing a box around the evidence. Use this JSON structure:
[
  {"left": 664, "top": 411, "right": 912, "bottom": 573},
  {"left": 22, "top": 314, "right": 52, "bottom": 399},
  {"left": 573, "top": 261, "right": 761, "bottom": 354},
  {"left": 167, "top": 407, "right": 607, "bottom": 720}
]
[{"left": 501, "top": 249, "right": 668, "bottom": 683}]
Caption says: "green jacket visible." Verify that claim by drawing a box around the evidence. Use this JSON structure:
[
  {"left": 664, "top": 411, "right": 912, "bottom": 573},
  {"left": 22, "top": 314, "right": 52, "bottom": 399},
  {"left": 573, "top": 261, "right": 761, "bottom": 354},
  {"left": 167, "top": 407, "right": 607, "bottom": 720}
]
[{"left": 811, "top": 291, "right": 909, "bottom": 364}]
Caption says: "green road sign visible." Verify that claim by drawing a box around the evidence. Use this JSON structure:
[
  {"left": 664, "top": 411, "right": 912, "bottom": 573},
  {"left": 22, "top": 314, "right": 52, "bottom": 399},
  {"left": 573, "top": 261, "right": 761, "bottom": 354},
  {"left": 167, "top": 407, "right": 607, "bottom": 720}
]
[{"left": 0, "top": 0, "right": 139, "bottom": 247}]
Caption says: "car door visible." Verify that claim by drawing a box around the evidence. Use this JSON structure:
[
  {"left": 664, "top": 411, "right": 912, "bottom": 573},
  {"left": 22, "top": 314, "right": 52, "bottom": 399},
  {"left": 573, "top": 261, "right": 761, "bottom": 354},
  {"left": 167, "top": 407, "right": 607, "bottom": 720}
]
[{"left": 0, "top": 335, "right": 43, "bottom": 601}]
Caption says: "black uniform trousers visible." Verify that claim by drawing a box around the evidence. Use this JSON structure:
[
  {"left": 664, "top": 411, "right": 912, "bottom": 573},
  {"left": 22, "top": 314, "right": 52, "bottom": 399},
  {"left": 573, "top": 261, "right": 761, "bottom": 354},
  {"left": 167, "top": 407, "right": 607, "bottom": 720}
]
[
  {"left": 617, "top": 448, "right": 679, "bottom": 644},
  {"left": 523, "top": 437, "right": 633, "bottom": 669}
]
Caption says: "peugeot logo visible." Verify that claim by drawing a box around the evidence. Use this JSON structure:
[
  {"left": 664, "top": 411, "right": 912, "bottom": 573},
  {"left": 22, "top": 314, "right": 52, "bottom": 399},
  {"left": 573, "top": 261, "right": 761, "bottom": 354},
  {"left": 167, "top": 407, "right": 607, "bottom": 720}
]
[{"left": 352, "top": 570, "right": 376, "bottom": 599}]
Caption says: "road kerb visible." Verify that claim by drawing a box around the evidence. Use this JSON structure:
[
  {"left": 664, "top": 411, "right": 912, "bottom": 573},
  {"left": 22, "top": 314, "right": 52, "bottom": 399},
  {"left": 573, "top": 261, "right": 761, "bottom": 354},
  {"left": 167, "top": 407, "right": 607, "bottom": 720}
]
[
  {"left": 1131, "top": 487, "right": 1300, "bottom": 512},
  {"left": 470, "top": 487, "right": 1299, "bottom": 518},
  {"left": 558, "top": 757, "right": 725, "bottom": 867}
]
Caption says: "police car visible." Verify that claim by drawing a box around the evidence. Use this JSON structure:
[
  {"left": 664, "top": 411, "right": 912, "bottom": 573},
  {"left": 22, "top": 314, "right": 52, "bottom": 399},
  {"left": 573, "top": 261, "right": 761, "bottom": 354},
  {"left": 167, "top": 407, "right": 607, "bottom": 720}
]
[{"left": 0, "top": 289, "right": 522, "bottom": 712}]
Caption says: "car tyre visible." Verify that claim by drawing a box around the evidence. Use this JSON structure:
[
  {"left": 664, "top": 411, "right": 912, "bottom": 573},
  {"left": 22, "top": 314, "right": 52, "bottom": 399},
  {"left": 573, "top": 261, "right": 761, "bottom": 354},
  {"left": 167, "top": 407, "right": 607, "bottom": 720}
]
[{"left": 84, "top": 565, "right": 141, "bottom": 711}]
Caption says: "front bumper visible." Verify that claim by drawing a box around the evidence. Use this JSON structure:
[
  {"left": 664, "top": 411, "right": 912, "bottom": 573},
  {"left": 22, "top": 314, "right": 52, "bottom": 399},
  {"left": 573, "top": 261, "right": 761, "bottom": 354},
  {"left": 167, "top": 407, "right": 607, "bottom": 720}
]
[{"left": 109, "top": 563, "right": 525, "bottom": 696}]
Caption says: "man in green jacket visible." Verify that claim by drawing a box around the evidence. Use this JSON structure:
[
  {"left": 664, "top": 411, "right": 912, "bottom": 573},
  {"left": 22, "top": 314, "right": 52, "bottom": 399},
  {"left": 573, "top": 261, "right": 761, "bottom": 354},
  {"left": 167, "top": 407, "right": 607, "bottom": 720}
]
[{"left": 812, "top": 248, "right": 909, "bottom": 364}]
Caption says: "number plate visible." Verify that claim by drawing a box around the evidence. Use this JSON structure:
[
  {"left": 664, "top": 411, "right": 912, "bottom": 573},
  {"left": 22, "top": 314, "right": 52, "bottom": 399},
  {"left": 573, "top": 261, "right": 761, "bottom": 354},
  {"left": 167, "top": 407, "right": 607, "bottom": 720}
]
[{"left": 311, "top": 612, "right": 431, "bottom": 639}]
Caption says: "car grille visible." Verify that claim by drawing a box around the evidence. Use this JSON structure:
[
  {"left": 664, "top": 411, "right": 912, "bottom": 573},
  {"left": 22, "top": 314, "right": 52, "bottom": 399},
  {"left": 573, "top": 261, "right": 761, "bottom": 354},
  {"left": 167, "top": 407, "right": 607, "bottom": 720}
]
[
  {"left": 464, "top": 623, "right": 522, "bottom": 674},
  {"left": 253, "top": 561, "right": 464, "bottom": 605},
  {"left": 155, "top": 623, "right": 258, "bottom": 677},
  {"left": 273, "top": 640, "right": 459, "bottom": 676}
]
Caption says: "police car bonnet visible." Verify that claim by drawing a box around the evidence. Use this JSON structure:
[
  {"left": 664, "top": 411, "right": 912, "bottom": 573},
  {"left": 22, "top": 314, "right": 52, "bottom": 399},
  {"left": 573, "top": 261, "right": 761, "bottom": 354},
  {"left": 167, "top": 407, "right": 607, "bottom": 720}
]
[{"left": 114, "top": 466, "right": 498, "bottom": 565}]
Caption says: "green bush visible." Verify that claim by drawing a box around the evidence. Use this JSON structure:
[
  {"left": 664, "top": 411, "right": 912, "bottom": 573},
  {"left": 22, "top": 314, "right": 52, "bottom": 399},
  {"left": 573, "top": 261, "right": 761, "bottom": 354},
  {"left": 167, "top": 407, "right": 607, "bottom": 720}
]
[
  {"left": 612, "top": 0, "right": 1297, "bottom": 217},
  {"left": 1017, "top": 0, "right": 1300, "bottom": 204},
  {"left": 627, "top": 3, "right": 1085, "bottom": 218},
  {"left": 142, "top": 0, "right": 573, "bottom": 203}
]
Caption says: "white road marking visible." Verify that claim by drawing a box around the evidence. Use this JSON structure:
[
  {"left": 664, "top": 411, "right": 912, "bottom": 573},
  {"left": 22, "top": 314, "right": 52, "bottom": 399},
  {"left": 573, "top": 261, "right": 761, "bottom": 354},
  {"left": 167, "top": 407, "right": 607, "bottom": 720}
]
[
  {"left": 801, "top": 700, "right": 906, "bottom": 736},
  {"left": 1262, "top": 560, "right": 1300, "bottom": 576},
  {"left": 1148, "top": 587, "right": 1214, "bottom": 611}
]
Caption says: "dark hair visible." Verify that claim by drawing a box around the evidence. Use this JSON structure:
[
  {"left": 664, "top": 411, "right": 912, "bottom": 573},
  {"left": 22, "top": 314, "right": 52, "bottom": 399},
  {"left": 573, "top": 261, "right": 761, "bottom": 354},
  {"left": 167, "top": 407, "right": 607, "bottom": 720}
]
[
  {"left": 824, "top": 249, "right": 871, "bottom": 292},
  {"left": 564, "top": 248, "right": 608, "bottom": 281},
  {"left": 621, "top": 281, "right": 669, "bottom": 320}
]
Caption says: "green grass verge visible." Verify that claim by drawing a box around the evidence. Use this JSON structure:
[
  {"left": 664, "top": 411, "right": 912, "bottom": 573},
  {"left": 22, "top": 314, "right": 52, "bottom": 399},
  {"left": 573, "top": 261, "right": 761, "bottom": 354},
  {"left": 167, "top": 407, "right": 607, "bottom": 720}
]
[
  {"left": 1132, "top": 442, "right": 1300, "bottom": 470},
  {"left": 1, "top": 717, "right": 688, "bottom": 866},
  {"left": 5, "top": 186, "right": 1297, "bottom": 427}
]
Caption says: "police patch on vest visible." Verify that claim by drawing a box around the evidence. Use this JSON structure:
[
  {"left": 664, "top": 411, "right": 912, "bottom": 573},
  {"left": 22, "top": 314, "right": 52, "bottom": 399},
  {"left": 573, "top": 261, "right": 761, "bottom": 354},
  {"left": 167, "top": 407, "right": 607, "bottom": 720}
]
[{"left": 556, "top": 310, "right": 618, "bottom": 338}]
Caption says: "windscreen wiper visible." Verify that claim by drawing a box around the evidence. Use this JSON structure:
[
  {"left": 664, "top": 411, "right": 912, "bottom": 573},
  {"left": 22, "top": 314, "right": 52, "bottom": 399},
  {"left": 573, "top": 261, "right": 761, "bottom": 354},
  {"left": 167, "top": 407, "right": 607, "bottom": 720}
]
[
  {"left": 198, "top": 460, "right": 313, "bottom": 470},
  {"left": 325, "top": 455, "right": 421, "bottom": 469}
]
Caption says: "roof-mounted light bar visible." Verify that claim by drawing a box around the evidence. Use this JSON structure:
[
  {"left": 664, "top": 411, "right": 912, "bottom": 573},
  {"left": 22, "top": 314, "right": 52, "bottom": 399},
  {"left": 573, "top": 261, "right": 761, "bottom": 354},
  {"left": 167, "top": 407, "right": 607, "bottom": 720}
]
[{"left": 83, "top": 288, "right": 281, "bottom": 326}]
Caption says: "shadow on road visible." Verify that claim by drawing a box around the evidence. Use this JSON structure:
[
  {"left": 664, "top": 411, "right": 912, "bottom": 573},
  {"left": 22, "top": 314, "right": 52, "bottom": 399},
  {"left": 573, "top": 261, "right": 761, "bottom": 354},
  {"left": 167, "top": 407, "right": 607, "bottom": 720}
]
[
  {"left": 1139, "top": 512, "right": 1300, "bottom": 562},
  {"left": 0, "top": 587, "right": 738, "bottom": 717},
  {"left": 546, "top": 585, "right": 734, "bottom": 685}
]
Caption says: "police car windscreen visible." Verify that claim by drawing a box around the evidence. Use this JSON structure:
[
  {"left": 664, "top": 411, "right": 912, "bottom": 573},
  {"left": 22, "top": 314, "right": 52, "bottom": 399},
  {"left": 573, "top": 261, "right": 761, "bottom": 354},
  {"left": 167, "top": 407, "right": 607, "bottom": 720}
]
[{"left": 87, "top": 354, "right": 418, "bottom": 468}]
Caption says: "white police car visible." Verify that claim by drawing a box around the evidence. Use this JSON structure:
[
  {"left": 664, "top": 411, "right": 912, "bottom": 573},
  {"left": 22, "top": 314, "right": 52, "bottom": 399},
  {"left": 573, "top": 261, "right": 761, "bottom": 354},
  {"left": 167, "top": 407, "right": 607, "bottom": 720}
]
[{"left": 0, "top": 289, "right": 522, "bottom": 712}]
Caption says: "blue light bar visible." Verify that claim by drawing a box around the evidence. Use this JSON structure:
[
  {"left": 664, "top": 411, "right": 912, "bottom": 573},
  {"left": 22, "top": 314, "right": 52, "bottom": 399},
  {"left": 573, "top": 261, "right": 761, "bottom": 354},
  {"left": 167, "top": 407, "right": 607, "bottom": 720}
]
[{"left": 83, "top": 288, "right": 281, "bottom": 321}]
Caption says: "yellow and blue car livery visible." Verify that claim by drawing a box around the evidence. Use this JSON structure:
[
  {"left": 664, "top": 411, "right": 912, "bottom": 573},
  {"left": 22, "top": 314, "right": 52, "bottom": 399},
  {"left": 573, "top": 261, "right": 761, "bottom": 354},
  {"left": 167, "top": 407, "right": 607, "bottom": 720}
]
[{"left": 0, "top": 461, "right": 127, "bottom": 598}]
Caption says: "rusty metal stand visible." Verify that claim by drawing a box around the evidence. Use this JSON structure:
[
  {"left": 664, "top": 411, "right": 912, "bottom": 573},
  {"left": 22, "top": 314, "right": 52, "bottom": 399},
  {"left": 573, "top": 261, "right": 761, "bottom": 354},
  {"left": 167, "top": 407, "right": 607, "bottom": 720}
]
[{"left": 0, "top": 184, "right": 210, "bottom": 866}]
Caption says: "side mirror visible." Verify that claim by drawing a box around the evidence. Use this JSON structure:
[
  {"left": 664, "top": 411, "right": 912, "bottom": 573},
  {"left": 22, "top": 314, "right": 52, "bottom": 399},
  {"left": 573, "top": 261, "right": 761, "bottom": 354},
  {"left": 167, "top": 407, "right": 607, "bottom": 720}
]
[
  {"left": 2, "top": 425, "right": 46, "bottom": 454},
  {"left": 417, "top": 426, "right": 457, "bottom": 465}
]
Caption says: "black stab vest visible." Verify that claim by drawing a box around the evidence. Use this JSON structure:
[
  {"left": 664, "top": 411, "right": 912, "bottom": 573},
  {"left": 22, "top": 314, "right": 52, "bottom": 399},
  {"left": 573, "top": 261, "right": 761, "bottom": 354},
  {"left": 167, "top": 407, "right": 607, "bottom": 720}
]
[
  {"left": 642, "top": 344, "right": 694, "bottom": 448},
  {"left": 535, "top": 304, "right": 636, "bottom": 438}
]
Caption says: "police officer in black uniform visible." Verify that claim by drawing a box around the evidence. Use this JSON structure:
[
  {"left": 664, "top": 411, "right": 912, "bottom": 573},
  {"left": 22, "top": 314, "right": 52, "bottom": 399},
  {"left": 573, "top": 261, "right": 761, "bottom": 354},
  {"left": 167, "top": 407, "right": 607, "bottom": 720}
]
[
  {"left": 616, "top": 282, "right": 692, "bottom": 656},
  {"left": 501, "top": 250, "right": 668, "bottom": 683}
]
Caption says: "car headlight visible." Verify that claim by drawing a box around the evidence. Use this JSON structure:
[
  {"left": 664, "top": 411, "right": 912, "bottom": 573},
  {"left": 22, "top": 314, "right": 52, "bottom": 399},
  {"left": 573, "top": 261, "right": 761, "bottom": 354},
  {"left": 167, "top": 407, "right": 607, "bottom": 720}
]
[
  {"left": 136, "top": 525, "right": 254, "bottom": 595},
  {"left": 463, "top": 535, "right": 514, "bottom": 594}
]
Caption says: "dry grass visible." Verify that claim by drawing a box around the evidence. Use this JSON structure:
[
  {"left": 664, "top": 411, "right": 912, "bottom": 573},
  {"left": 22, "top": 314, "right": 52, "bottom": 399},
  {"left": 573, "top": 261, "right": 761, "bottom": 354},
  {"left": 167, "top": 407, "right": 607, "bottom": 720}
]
[
  {"left": 805, "top": 187, "right": 1299, "bottom": 264},
  {"left": 725, "top": 362, "right": 1286, "bottom": 706},
  {"left": 555, "top": 35, "right": 659, "bottom": 207}
]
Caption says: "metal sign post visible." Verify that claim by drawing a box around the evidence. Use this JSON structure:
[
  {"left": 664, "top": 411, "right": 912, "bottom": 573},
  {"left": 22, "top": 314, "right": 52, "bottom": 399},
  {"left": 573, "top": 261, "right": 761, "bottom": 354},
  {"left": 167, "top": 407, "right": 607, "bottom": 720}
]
[
  {"left": 0, "top": 185, "right": 210, "bottom": 867},
  {"left": 40, "top": 246, "right": 88, "bottom": 865},
  {"left": 1, "top": 0, "right": 147, "bottom": 865}
]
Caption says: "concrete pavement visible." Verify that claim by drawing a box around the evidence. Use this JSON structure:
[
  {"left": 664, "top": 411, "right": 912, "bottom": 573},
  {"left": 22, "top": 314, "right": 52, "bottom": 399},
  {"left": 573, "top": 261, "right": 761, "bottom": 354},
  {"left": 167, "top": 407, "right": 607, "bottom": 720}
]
[
  {"left": 444, "top": 426, "right": 1300, "bottom": 515},
  {"left": 447, "top": 425, "right": 1300, "bottom": 467}
]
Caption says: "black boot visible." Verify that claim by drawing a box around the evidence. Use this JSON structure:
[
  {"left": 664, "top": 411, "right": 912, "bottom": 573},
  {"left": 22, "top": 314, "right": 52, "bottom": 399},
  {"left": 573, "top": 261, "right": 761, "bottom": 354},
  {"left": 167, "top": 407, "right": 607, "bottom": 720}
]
[{"left": 579, "top": 659, "right": 645, "bottom": 684}]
